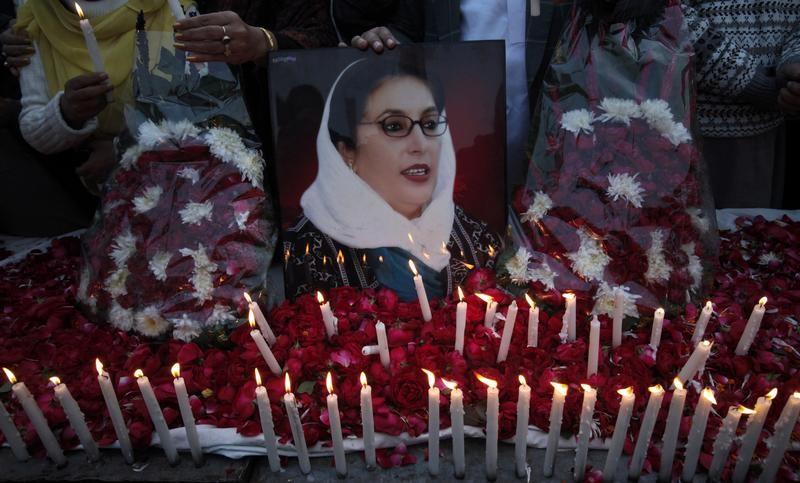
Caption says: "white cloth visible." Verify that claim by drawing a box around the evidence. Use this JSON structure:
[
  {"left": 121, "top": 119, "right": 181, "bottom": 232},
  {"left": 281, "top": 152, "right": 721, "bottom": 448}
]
[{"left": 300, "top": 60, "right": 456, "bottom": 271}]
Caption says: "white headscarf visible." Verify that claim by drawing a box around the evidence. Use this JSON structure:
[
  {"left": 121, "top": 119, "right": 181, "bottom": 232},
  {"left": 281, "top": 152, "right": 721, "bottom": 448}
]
[{"left": 301, "top": 59, "right": 456, "bottom": 271}]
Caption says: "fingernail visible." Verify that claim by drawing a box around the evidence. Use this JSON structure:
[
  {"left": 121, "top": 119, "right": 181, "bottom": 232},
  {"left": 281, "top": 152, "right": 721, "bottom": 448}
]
[
  {"left": 173, "top": 23, "right": 181, "bottom": 29},
  {"left": 175, "top": 33, "right": 184, "bottom": 40},
  {"left": 186, "top": 56, "right": 198, "bottom": 62},
  {"left": 27, "top": 47, "right": 35, "bottom": 53},
  {"left": 174, "top": 42, "right": 185, "bottom": 49},
  {"left": 373, "top": 41, "right": 381, "bottom": 49},
  {"left": 387, "top": 39, "right": 395, "bottom": 47}
]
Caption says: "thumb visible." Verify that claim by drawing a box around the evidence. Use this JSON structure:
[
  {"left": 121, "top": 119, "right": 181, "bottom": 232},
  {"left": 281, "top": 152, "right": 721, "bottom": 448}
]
[{"left": 783, "top": 63, "right": 800, "bottom": 79}]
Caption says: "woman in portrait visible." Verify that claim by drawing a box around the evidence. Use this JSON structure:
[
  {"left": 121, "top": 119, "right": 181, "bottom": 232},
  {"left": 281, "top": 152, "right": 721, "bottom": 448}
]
[{"left": 283, "top": 52, "right": 501, "bottom": 301}]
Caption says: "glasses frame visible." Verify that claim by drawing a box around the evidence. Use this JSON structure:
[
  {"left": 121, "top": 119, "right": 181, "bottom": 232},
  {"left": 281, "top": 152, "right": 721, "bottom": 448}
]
[{"left": 359, "top": 114, "right": 449, "bottom": 138}]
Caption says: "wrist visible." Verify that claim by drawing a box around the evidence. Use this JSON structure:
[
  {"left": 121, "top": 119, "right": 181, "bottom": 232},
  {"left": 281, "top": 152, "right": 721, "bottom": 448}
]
[
  {"left": 58, "top": 95, "right": 84, "bottom": 130},
  {"left": 247, "top": 25, "right": 269, "bottom": 64}
]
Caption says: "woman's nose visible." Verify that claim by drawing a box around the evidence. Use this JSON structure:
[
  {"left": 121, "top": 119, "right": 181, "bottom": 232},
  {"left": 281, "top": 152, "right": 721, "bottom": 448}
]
[{"left": 405, "top": 123, "right": 429, "bottom": 152}]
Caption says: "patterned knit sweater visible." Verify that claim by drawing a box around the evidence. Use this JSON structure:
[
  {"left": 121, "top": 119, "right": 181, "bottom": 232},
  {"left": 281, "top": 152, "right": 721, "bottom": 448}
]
[{"left": 682, "top": 0, "right": 800, "bottom": 138}]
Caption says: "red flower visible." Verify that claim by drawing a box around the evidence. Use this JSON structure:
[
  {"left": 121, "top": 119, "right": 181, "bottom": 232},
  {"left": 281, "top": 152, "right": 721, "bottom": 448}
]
[{"left": 388, "top": 369, "right": 428, "bottom": 410}]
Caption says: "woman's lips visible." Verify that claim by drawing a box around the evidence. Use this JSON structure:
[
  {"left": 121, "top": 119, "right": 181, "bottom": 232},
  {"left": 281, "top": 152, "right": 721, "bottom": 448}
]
[{"left": 401, "top": 164, "right": 431, "bottom": 183}]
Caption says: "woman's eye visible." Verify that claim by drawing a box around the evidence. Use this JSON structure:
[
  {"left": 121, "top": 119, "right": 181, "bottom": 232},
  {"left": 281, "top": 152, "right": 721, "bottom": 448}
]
[
  {"left": 383, "top": 121, "right": 404, "bottom": 132},
  {"left": 421, "top": 119, "right": 438, "bottom": 130}
]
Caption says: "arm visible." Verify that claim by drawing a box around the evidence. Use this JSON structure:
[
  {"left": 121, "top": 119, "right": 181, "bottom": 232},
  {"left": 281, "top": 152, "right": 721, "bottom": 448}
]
[{"left": 268, "top": 0, "right": 338, "bottom": 49}]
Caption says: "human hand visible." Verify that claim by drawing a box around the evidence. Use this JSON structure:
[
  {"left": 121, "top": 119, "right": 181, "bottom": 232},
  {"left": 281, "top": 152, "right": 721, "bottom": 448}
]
[
  {"left": 76, "top": 139, "right": 115, "bottom": 195},
  {"left": 778, "top": 63, "right": 800, "bottom": 113},
  {"left": 59, "top": 73, "right": 113, "bottom": 129},
  {"left": 350, "top": 26, "right": 398, "bottom": 53},
  {"left": 174, "top": 11, "right": 267, "bottom": 64},
  {"left": 1, "top": 21, "right": 34, "bottom": 76}
]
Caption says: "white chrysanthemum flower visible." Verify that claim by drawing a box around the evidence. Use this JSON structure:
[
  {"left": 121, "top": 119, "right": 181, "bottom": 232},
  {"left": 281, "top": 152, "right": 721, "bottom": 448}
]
[
  {"left": 234, "top": 210, "right": 250, "bottom": 231},
  {"left": 662, "top": 121, "right": 692, "bottom": 146},
  {"left": 505, "top": 247, "right": 533, "bottom": 286},
  {"left": 687, "top": 208, "right": 710, "bottom": 233},
  {"left": 132, "top": 186, "right": 163, "bottom": 214},
  {"left": 180, "top": 244, "right": 217, "bottom": 303},
  {"left": 104, "top": 268, "right": 130, "bottom": 298},
  {"left": 645, "top": 229, "right": 672, "bottom": 284},
  {"left": 758, "top": 252, "right": 781, "bottom": 265},
  {"left": 566, "top": 229, "right": 610, "bottom": 282},
  {"left": 520, "top": 191, "right": 553, "bottom": 224},
  {"left": 109, "top": 301, "right": 134, "bottom": 331},
  {"left": 597, "top": 98, "right": 642, "bottom": 125},
  {"left": 148, "top": 251, "right": 172, "bottom": 281},
  {"left": 561, "top": 108, "right": 596, "bottom": 136},
  {"left": 137, "top": 120, "right": 170, "bottom": 149},
  {"left": 592, "top": 282, "right": 641, "bottom": 318},
  {"left": 179, "top": 201, "right": 214, "bottom": 226},
  {"left": 120, "top": 144, "right": 144, "bottom": 170},
  {"left": 204, "top": 127, "right": 247, "bottom": 163},
  {"left": 640, "top": 99, "right": 674, "bottom": 130},
  {"left": 206, "top": 304, "right": 236, "bottom": 327},
  {"left": 606, "top": 172, "right": 645, "bottom": 208},
  {"left": 528, "top": 259, "right": 558, "bottom": 291},
  {"left": 77, "top": 266, "right": 91, "bottom": 303},
  {"left": 235, "top": 149, "right": 264, "bottom": 188},
  {"left": 168, "top": 120, "right": 200, "bottom": 142},
  {"left": 682, "top": 243, "right": 703, "bottom": 291},
  {"left": 134, "top": 306, "right": 170, "bottom": 337},
  {"left": 177, "top": 167, "right": 200, "bottom": 185},
  {"left": 110, "top": 228, "right": 136, "bottom": 267},
  {"left": 172, "top": 314, "right": 201, "bottom": 342}
]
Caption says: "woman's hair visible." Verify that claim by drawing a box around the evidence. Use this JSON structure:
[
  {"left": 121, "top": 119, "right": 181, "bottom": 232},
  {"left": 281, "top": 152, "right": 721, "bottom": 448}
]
[{"left": 328, "top": 51, "right": 445, "bottom": 150}]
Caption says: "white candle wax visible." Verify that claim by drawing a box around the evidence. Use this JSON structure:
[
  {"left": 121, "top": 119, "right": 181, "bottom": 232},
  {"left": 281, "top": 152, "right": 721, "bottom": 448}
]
[
  {"left": 445, "top": 381, "right": 465, "bottom": 478},
  {"left": 254, "top": 370, "right": 281, "bottom": 473},
  {"left": 733, "top": 389, "right": 777, "bottom": 483},
  {"left": 375, "top": 321, "right": 391, "bottom": 368},
  {"left": 167, "top": 0, "right": 185, "bottom": 19},
  {"left": 317, "top": 291, "right": 338, "bottom": 338},
  {"left": 245, "top": 293, "right": 276, "bottom": 345},
  {"left": 52, "top": 378, "right": 100, "bottom": 461},
  {"left": 96, "top": 361, "right": 134, "bottom": 464},
  {"left": 497, "top": 301, "right": 518, "bottom": 363},
  {"left": 515, "top": 377, "right": 531, "bottom": 478},
  {"left": 650, "top": 307, "right": 665, "bottom": 350},
  {"left": 677, "top": 340, "right": 713, "bottom": 384},
  {"left": 543, "top": 382, "right": 568, "bottom": 477},
  {"left": 455, "top": 287, "right": 467, "bottom": 354},
  {"left": 602, "top": 387, "right": 636, "bottom": 482},
  {"left": 759, "top": 392, "right": 800, "bottom": 483},
  {"left": 611, "top": 288, "right": 624, "bottom": 348},
  {"left": 682, "top": 388, "right": 716, "bottom": 482},
  {"left": 565, "top": 293, "right": 577, "bottom": 341},
  {"left": 74, "top": 4, "right": 111, "bottom": 103},
  {"left": 530, "top": 0, "right": 541, "bottom": 16},
  {"left": 325, "top": 373, "right": 347, "bottom": 477},
  {"left": 476, "top": 374, "right": 499, "bottom": 480},
  {"left": 735, "top": 297, "right": 768, "bottom": 355},
  {"left": 250, "top": 329, "right": 282, "bottom": 375},
  {"left": 422, "top": 369, "right": 439, "bottom": 476},
  {"left": 573, "top": 384, "right": 597, "bottom": 481},
  {"left": 709, "top": 405, "right": 749, "bottom": 481},
  {"left": 587, "top": 315, "right": 600, "bottom": 377},
  {"left": 691, "top": 301, "right": 714, "bottom": 345},
  {"left": 359, "top": 373, "right": 376, "bottom": 469},
  {"left": 629, "top": 385, "right": 665, "bottom": 478},
  {"left": 283, "top": 376, "right": 311, "bottom": 474},
  {"left": 479, "top": 294, "right": 498, "bottom": 328},
  {"left": 135, "top": 371, "right": 179, "bottom": 464},
  {"left": 0, "top": 398, "right": 29, "bottom": 461},
  {"left": 659, "top": 379, "right": 688, "bottom": 483},
  {"left": 526, "top": 294, "right": 539, "bottom": 347},
  {"left": 409, "top": 260, "right": 432, "bottom": 322},
  {"left": 171, "top": 365, "right": 202, "bottom": 466}
]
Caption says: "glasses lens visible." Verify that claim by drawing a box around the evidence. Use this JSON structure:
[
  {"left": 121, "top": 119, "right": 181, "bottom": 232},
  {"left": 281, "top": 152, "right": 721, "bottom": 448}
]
[
  {"left": 381, "top": 116, "right": 413, "bottom": 137},
  {"left": 421, "top": 116, "right": 447, "bottom": 136}
]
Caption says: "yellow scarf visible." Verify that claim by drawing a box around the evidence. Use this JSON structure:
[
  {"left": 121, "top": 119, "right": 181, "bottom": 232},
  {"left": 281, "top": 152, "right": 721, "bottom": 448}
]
[{"left": 16, "top": 0, "right": 190, "bottom": 138}]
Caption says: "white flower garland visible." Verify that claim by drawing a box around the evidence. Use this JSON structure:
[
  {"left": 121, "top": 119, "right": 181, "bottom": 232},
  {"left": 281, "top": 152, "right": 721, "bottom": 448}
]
[
  {"left": 520, "top": 191, "right": 553, "bottom": 224},
  {"left": 566, "top": 229, "right": 610, "bottom": 282},
  {"left": 177, "top": 167, "right": 201, "bottom": 185},
  {"left": 505, "top": 247, "right": 534, "bottom": 286},
  {"left": 234, "top": 210, "right": 250, "bottom": 231},
  {"left": 172, "top": 314, "right": 202, "bottom": 342},
  {"left": 592, "top": 282, "right": 641, "bottom": 318},
  {"left": 134, "top": 306, "right": 170, "bottom": 337},
  {"left": 682, "top": 242, "right": 703, "bottom": 292},
  {"left": 179, "top": 244, "right": 217, "bottom": 303},
  {"left": 179, "top": 201, "right": 214, "bottom": 226},
  {"left": 645, "top": 229, "right": 672, "bottom": 284},
  {"left": 597, "top": 98, "right": 641, "bottom": 126},
  {"left": 528, "top": 259, "right": 558, "bottom": 291},
  {"left": 109, "top": 301, "right": 134, "bottom": 331},
  {"left": 758, "top": 252, "right": 781, "bottom": 265},
  {"left": 606, "top": 172, "right": 645, "bottom": 208},
  {"left": 132, "top": 186, "right": 163, "bottom": 214},
  {"left": 206, "top": 304, "right": 236, "bottom": 327},
  {"left": 148, "top": 251, "right": 172, "bottom": 281},
  {"left": 560, "top": 109, "right": 595, "bottom": 136},
  {"left": 203, "top": 127, "right": 264, "bottom": 188}
]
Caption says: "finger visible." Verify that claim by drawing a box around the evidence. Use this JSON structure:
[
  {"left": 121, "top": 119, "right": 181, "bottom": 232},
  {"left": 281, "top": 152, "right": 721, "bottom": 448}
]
[
  {"left": 175, "top": 40, "right": 225, "bottom": 55},
  {"left": 786, "top": 81, "right": 800, "bottom": 97},
  {"left": 783, "top": 64, "right": 800, "bottom": 79},
  {"left": 10, "top": 67, "right": 19, "bottom": 76},
  {"left": 1, "top": 33, "right": 32, "bottom": 46},
  {"left": 338, "top": 41, "right": 347, "bottom": 48},
  {"left": 72, "top": 82, "right": 114, "bottom": 101},
  {"left": 186, "top": 53, "right": 229, "bottom": 63},
  {"left": 174, "top": 25, "right": 226, "bottom": 42},
  {"left": 68, "top": 72, "right": 109, "bottom": 89},
  {"left": 5, "top": 57, "right": 30, "bottom": 68},
  {"left": 3, "top": 44, "right": 35, "bottom": 57},
  {"left": 360, "top": 31, "right": 384, "bottom": 53},
  {"left": 174, "top": 11, "right": 234, "bottom": 31},
  {"left": 376, "top": 27, "right": 397, "bottom": 48},
  {"left": 350, "top": 35, "right": 369, "bottom": 50}
]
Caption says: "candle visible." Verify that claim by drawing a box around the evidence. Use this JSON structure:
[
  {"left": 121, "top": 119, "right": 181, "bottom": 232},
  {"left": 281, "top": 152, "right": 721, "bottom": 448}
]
[
  {"left": 135, "top": 369, "right": 179, "bottom": 465},
  {"left": 3, "top": 368, "right": 66, "bottom": 466},
  {"left": 254, "top": 369, "right": 281, "bottom": 473},
  {"left": 408, "top": 260, "right": 432, "bottom": 322},
  {"left": 611, "top": 287, "right": 624, "bottom": 348},
  {"left": 691, "top": 301, "right": 714, "bottom": 345},
  {"left": 96, "top": 359, "right": 134, "bottom": 464},
  {"left": 167, "top": 0, "right": 185, "bottom": 19},
  {"left": 50, "top": 376, "right": 100, "bottom": 462},
  {"left": 650, "top": 307, "right": 665, "bottom": 350},
  {"left": 0, "top": 397, "right": 29, "bottom": 461},
  {"left": 283, "top": 373, "right": 311, "bottom": 474},
  {"left": 515, "top": 375, "right": 531, "bottom": 478},
  {"left": 573, "top": 384, "right": 597, "bottom": 481},
  {"left": 422, "top": 369, "right": 440, "bottom": 476},
  {"left": 497, "top": 300, "right": 518, "bottom": 363},
  {"left": 171, "top": 364, "right": 202, "bottom": 466},
  {"left": 443, "top": 379, "right": 465, "bottom": 478},
  {"left": 735, "top": 296, "right": 768, "bottom": 355},
  {"left": 677, "top": 340, "right": 713, "bottom": 384},
  {"left": 659, "top": 378, "right": 688, "bottom": 482},
  {"left": 249, "top": 310, "right": 282, "bottom": 375},
  {"left": 359, "top": 372, "right": 376, "bottom": 469},
  {"left": 476, "top": 373, "right": 499, "bottom": 480},
  {"left": 531, "top": 0, "right": 541, "bottom": 16},
  {"left": 602, "top": 387, "right": 635, "bottom": 482},
  {"left": 681, "top": 388, "right": 717, "bottom": 482},
  {"left": 477, "top": 293, "right": 498, "bottom": 328},
  {"left": 709, "top": 405, "right": 753, "bottom": 481},
  {"left": 759, "top": 392, "right": 800, "bottom": 483},
  {"left": 733, "top": 388, "right": 778, "bottom": 483},
  {"left": 74, "top": 3, "right": 111, "bottom": 103},
  {"left": 375, "top": 321, "right": 391, "bottom": 368},
  {"left": 628, "top": 385, "right": 665, "bottom": 478},
  {"left": 317, "top": 291, "right": 338, "bottom": 338},
  {"left": 455, "top": 287, "right": 467, "bottom": 354},
  {"left": 243, "top": 292, "right": 276, "bottom": 345},
  {"left": 325, "top": 372, "right": 347, "bottom": 477},
  {"left": 587, "top": 315, "right": 600, "bottom": 377},
  {"left": 525, "top": 294, "right": 539, "bottom": 347},
  {"left": 564, "top": 293, "right": 577, "bottom": 341},
  {"left": 543, "top": 382, "right": 568, "bottom": 477}
]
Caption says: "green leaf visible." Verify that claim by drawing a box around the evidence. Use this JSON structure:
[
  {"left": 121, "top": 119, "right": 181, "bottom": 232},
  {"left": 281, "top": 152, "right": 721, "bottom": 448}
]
[{"left": 296, "top": 381, "right": 316, "bottom": 395}]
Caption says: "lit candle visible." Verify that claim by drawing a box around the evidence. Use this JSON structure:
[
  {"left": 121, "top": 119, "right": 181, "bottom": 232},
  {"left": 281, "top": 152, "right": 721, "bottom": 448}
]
[
  {"left": 735, "top": 297, "right": 768, "bottom": 355},
  {"left": 476, "top": 373, "right": 499, "bottom": 480},
  {"left": 587, "top": 315, "right": 600, "bottom": 377},
  {"left": 682, "top": 388, "right": 716, "bottom": 482},
  {"left": 477, "top": 293, "right": 498, "bottom": 328},
  {"left": 573, "top": 384, "right": 597, "bottom": 481},
  {"left": 691, "top": 301, "right": 714, "bottom": 345},
  {"left": 525, "top": 294, "right": 539, "bottom": 347},
  {"left": 602, "top": 387, "right": 635, "bottom": 482},
  {"left": 650, "top": 307, "right": 665, "bottom": 350},
  {"left": 73, "top": 4, "right": 110, "bottom": 102},
  {"left": 96, "top": 359, "right": 134, "bottom": 464},
  {"left": 317, "top": 291, "right": 338, "bottom": 338},
  {"left": 375, "top": 321, "right": 391, "bottom": 368},
  {"left": 611, "top": 288, "right": 624, "bottom": 348},
  {"left": 135, "top": 369, "right": 179, "bottom": 464},
  {"left": 167, "top": 0, "right": 185, "bottom": 19},
  {"left": 759, "top": 392, "right": 800, "bottom": 483},
  {"left": 0, "top": 397, "right": 29, "bottom": 461},
  {"left": 733, "top": 388, "right": 778, "bottom": 483},
  {"left": 283, "top": 373, "right": 311, "bottom": 474},
  {"left": 659, "top": 378, "right": 688, "bottom": 482},
  {"left": 249, "top": 310, "right": 282, "bottom": 375},
  {"left": 171, "top": 363, "right": 202, "bottom": 466},
  {"left": 422, "top": 369, "right": 440, "bottom": 476},
  {"left": 409, "top": 260, "right": 432, "bottom": 322},
  {"left": 243, "top": 292, "right": 276, "bottom": 345},
  {"left": 497, "top": 300, "right": 518, "bottom": 363},
  {"left": 543, "top": 382, "right": 568, "bottom": 477},
  {"left": 444, "top": 379, "right": 465, "bottom": 478},
  {"left": 359, "top": 372, "right": 376, "bottom": 469},
  {"left": 515, "top": 375, "right": 531, "bottom": 478},
  {"left": 254, "top": 369, "right": 281, "bottom": 473},
  {"left": 325, "top": 372, "right": 347, "bottom": 477},
  {"left": 50, "top": 376, "right": 100, "bottom": 462},
  {"left": 3, "top": 368, "right": 66, "bottom": 466},
  {"left": 677, "top": 340, "right": 713, "bottom": 384},
  {"left": 455, "top": 287, "right": 467, "bottom": 354},
  {"left": 628, "top": 385, "right": 665, "bottom": 478},
  {"left": 709, "top": 405, "right": 753, "bottom": 481}
]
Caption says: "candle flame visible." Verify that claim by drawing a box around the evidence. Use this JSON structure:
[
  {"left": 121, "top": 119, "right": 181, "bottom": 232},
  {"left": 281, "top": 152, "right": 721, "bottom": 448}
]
[
  {"left": 525, "top": 293, "right": 535, "bottom": 308},
  {"left": 673, "top": 378, "right": 684, "bottom": 391},
  {"left": 248, "top": 308, "right": 256, "bottom": 328},
  {"left": 649, "top": 384, "right": 664, "bottom": 395},
  {"left": 362, "top": 253, "right": 367, "bottom": 265},
  {"left": 243, "top": 292, "right": 253, "bottom": 303},
  {"left": 563, "top": 292, "right": 575, "bottom": 301},
  {"left": 316, "top": 291, "right": 325, "bottom": 304},
  {"left": 580, "top": 384, "right": 594, "bottom": 392},
  {"left": 738, "top": 405, "right": 755, "bottom": 415},
  {"left": 134, "top": 369, "right": 144, "bottom": 378},
  {"left": 476, "top": 293, "right": 493, "bottom": 304},
  {"left": 518, "top": 375, "right": 527, "bottom": 386},
  {"left": 337, "top": 250, "right": 344, "bottom": 265},
  {"left": 475, "top": 373, "right": 498, "bottom": 389},
  {"left": 793, "top": 392, "right": 800, "bottom": 399},
  {"left": 422, "top": 250, "right": 431, "bottom": 261},
  {"left": 457, "top": 286, "right": 464, "bottom": 302},
  {"left": 766, "top": 388, "right": 778, "bottom": 400},
  {"left": 49, "top": 376, "right": 61, "bottom": 386},
  {"left": 378, "top": 255, "right": 384, "bottom": 263},
  {"left": 171, "top": 363, "right": 180, "bottom": 378},
  {"left": 488, "top": 245, "right": 495, "bottom": 258},
  {"left": 407, "top": 233, "right": 414, "bottom": 245},
  {"left": 700, "top": 340, "right": 712, "bottom": 349},
  {"left": 326, "top": 372, "right": 334, "bottom": 394},
  {"left": 701, "top": 388, "right": 717, "bottom": 404},
  {"left": 74, "top": 2, "right": 85, "bottom": 19},
  {"left": 758, "top": 296, "right": 767, "bottom": 307},
  {"left": 254, "top": 368, "right": 262, "bottom": 386},
  {"left": 704, "top": 301, "right": 713, "bottom": 311},
  {"left": 441, "top": 241, "right": 448, "bottom": 254},
  {"left": 408, "top": 259, "right": 419, "bottom": 276},
  {"left": 360, "top": 372, "right": 367, "bottom": 388},
  {"left": 2, "top": 367, "right": 16, "bottom": 384},
  {"left": 305, "top": 243, "right": 309, "bottom": 256},
  {"left": 422, "top": 369, "right": 435, "bottom": 389},
  {"left": 284, "top": 373, "right": 292, "bottom": 394},
  {"left": 442, "top": 379, "right": 458, "bottom": 390},
  {"left": 617, "top": 386, "right": 634, "bottom": 398},
  {"left": 552, "top": 382, "right": 568, "bottom": 396},
  {"left": 655, "top": 307, "right": 665, "bottom": 316},
  {"left": 95, "top": 358, "right": 104, "bottom": 376}
]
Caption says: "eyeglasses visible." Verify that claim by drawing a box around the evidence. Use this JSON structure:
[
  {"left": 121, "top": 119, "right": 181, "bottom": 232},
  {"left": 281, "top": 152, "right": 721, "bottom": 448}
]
[{"left": 361, "top": 115, "right": 448, "bottom": 138}]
